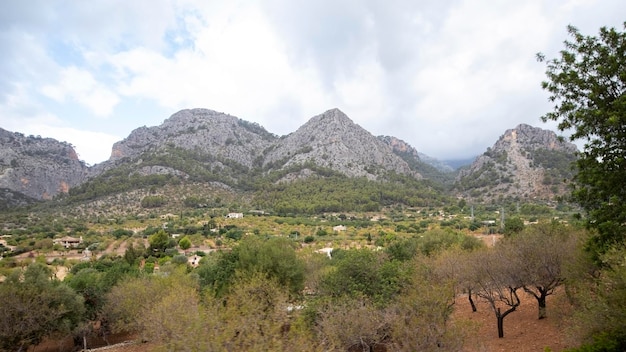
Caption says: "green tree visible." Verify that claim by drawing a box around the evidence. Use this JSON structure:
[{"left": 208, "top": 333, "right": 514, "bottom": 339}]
[
  {"left": 65, "top": 268, "right": 105, "bottom": 320},
  {"left": 148, "top": 229, "right": 175, "bottom": 256},
  {"left": 503, "top": 217, "right": 524, "bottom": 237},
  {"left": 197, "top": 236, "right": 305, "bottom": 296},
  {"left": 566, "top": 246, "right": 626, "bottom": 350},
  {"left": 321, "top": 249, "right": 409, "bottom": 305},
  {"left": 178, "top": 236, "right": 192, "bottom": 251},
  {"left": 140, "top": 195, "right": 167, "bottom": 208},
  {"left": 539, "top": 23, "right": 626, "bottom": 255},
  {"left": 0, "top": 263, "right": 85, "bottom": 351},
  {"left": 123, "top": 242, "right": 145, "bottom": 265},
  {"left": 235, "top": 236, "right": 305, "bottom": 296}
]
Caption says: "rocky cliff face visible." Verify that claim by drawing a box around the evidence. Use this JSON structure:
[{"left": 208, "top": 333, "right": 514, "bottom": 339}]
[
  {"left": 109, "top": 108, "right": 276, "bottom": 168},
  {"left": 263, "top": 109, "right": 418, "bottom": 179},
  {"left": 455, "top": 124, "right": 578, "bottom": 202},
  {"left": 0, "top": 128, "right": 89, "bottom": 200},
  {"left": 104, "top": 108, "right": 419, "bottom": 181}
]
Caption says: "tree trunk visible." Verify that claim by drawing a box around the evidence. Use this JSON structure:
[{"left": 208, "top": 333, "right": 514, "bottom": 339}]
[
  {"left": 495, "top": 304, "right": 518, "bottom": 338},
  {"left": 537, "top": 294, "right": 547, "bottom": 319},
  {"left": 496, "top": 311, "right": 504, "bottom": 338},
  {"left": 468, "top": 289, "right": 477, "bottom": 312}
]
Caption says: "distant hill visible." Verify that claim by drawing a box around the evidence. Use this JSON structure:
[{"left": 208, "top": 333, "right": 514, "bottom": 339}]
[
  {"left": 454, "top": 124, "right": 578, "bottom": 202},
  {"left": 441, "top": 158, "right": 475, "bottom": 170},
  {"left": 377, "top": 135, "right": 454, "bottom": 183}
]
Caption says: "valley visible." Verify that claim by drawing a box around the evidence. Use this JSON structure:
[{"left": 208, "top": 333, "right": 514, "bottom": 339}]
[{"left": 0, "top": 108, "right": 588, "bottom": 351}]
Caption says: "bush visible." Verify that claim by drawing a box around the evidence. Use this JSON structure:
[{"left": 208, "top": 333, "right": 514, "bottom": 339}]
[
  {"left": 172, "top": 255, "right": 189, "bottom": 265},
  {"left": 141, "top": 195, "right": 167, "bottom": 208}
]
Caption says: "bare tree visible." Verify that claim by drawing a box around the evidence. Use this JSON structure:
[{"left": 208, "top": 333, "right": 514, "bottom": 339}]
[
  {"left": 468, "top": 248, "right": 522, "bottom": 338},
  {"left": 389, "top": 256, "right": 465, "bottom": 351},
  {"left": 434, "top": 247, "right": 479, "bottom": 312},
  {"left": 502, "top": 222, "right": 580, "bottom": 319}
]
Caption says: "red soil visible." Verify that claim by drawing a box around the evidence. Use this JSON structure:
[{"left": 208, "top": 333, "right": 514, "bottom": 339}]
[{"left": 453, "top": 289, "right": 576, "bottom": 352}]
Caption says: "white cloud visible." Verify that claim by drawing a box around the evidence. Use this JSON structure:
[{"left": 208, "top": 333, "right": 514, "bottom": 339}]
[
  {"left": 2, "top": 0, "right": 625, "bottom": 165},
  {"left": 108, "top": 3, "right": 332, "bottom": 134},
  {"left": 41, "top": 66, "right": 119, "bottom": 116},
  {"left": 0, "top": 82, "right": 119, "bottom": 165},
  {"left": 37, "top": 126, "right": 120, "bottom": 165}
]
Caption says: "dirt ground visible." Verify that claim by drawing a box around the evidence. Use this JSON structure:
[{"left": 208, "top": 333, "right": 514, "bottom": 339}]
[{"left": 453, "top": 288, "right": 575, "bottom": 352}]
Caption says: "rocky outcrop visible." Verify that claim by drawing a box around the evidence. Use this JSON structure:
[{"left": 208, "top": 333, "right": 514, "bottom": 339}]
[
  {"left": 106, "top": 108, "right": 420, "bottom": 182},
  {"left": 263, "top": 108, "right": 419, "bottom": 179},
  {"left": 0, "top": 128, "right": 89, "bottom": 200},
  {"left": 109, "top": 108, "right": 277, "bottom": 168},
  {"left": 455, "top": 124, "right": 578, "bottom": 202}
]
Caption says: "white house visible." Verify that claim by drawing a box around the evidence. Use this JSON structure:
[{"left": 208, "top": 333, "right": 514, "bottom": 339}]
[
  {"left": 315, "top": 247, "right": 333, "bottom": 258},
  {"left": 226, "top": 213, "right": 244, "bottom": 219},
  {"left": 53, "top": 236, "right": 83, "bottom": 249}
]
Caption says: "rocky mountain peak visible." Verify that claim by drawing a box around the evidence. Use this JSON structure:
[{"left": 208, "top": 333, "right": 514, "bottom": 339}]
[
  {"left": 496, "top": 124, "right": 577, "bottom": 153},
  {"left": 160, "top": 108, "right": 238, "bottom": 130},
  {"left": 263, "top": 109, "right": 418, "bottom": 179},
  {"left": 306, "top": 108, "right": 353, "bottom": 128},
  {"left": 379, "top": 136, "right": 419, "bottom": 157},
  {"left": 108, "top": 108, "right": 276, "bottom": 168},
  {"left": 455, "top": 124, "right": 578, "bottom": 202}
]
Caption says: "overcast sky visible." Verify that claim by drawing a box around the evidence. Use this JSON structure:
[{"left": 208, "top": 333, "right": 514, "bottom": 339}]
[{"left": 0, "top": 1, "right": 623, "bottom": 165}]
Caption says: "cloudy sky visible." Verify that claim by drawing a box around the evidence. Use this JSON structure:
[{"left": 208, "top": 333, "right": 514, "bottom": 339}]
[{"left": 1, "top": 0, "right": 623, "bottom": 165}]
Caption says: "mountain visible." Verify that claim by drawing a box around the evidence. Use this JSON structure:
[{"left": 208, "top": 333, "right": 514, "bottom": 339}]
[
  {"left": 454, "top": 124, "right": 578, "bottom": 202},
  {"left": 85, "top": 108, "right": 419, "bottom": 193},
  {"left": 0, "top": 128, "right": 88, "bottom": 204},
  {"left": 0, "top": 109, "right": 579, "bottom": 212},
  {"left": 108, "top": 108, "right": 276, "bottom": 168},
  {"left": 263, "top": 109, "right": 418, "bottom": 180},
  {"left": 78, "top": 109, "right": 280, "bottom": 195}
]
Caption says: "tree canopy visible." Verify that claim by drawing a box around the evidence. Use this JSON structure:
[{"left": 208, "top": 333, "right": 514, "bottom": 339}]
[
  {"left": 539, "top": 23, "right": 626, "bottom": 254},
  {"left": 539, "top": 22, "right": 626, "bottom": 350}
]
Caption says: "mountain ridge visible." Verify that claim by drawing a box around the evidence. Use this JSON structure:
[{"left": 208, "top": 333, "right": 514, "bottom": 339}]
[{"left": 0, "top": 109, "right": 578, "bottom": 209}]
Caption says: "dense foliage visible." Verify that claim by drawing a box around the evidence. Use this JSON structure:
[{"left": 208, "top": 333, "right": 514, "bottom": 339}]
[
  {"left": 254, "top": 174, "right": 447, "bottom": 215},
  {"left": 0, "top": 264, "right": 85, "bottom": 351},
  {"left": 540, "top": 22, "right": 626, "bottom": 350},
  {"left": 539, "top": 23, "right": 626, "bottom": 254}
]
